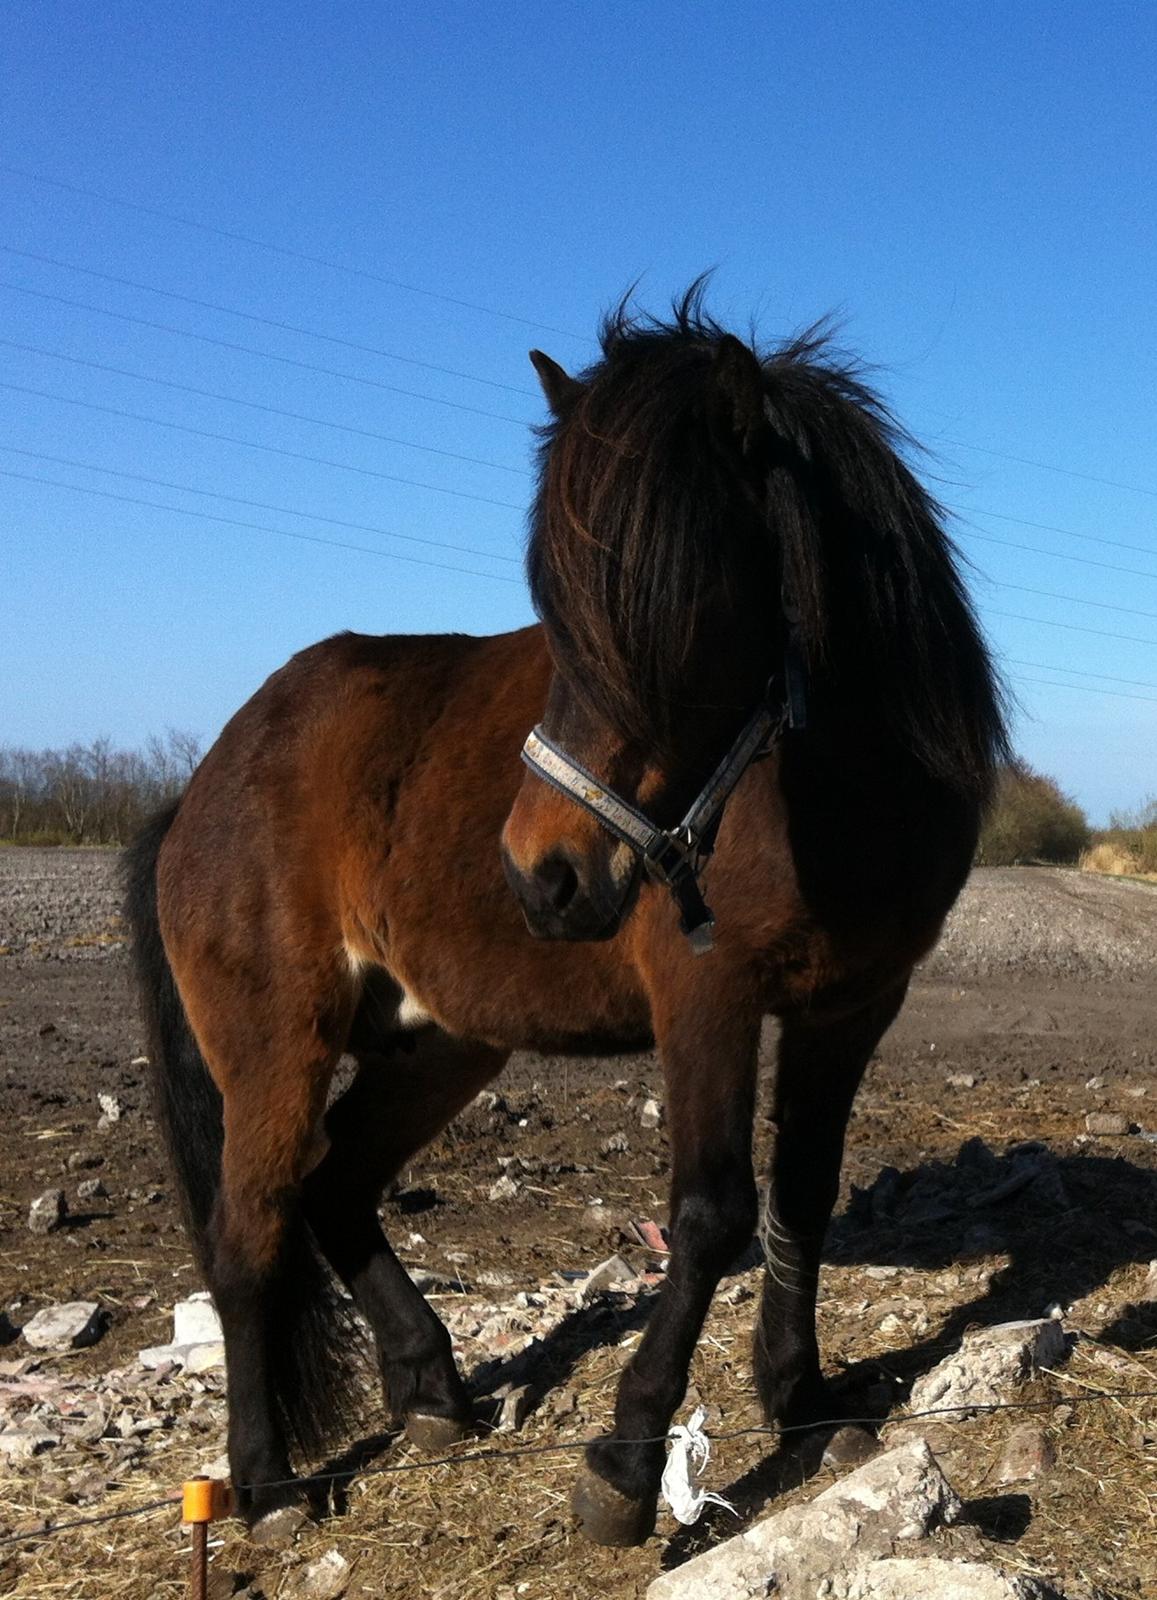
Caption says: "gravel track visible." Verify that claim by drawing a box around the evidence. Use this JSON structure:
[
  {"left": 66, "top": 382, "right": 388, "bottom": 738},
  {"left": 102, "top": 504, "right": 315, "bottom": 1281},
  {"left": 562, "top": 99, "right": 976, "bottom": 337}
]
[{"left": 2, "top": 848, "right": 1153, "bottom": 979}]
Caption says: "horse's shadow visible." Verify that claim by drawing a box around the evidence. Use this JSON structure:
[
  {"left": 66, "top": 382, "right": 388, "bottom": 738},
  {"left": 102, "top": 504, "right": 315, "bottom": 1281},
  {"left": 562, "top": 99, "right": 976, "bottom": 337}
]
[
  {"left": 316, "top": 1137, "right": 1157, "bottom": 1544},
  {"left": 664, "top": 1136, "right": 1157, "bottom": 1565}
]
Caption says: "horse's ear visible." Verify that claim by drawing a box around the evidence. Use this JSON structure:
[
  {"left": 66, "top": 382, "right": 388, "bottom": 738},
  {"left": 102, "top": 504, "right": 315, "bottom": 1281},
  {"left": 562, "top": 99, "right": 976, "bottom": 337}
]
[
  {"left": 711, "top": 334, "right": 766, "bottom": 450},
  {"left": 530, "top": 350, "right": 583, "bottom": 414}
]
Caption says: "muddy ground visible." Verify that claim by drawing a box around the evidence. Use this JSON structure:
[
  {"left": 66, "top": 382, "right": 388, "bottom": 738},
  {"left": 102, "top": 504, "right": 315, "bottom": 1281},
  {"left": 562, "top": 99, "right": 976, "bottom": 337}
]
[{"left": 1, "top": 852, "right": 1155, "bottom": 1598}]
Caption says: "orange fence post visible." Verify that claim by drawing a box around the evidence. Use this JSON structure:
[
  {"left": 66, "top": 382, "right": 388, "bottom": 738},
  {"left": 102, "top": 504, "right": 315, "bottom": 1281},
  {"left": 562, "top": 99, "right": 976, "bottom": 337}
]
[{"left": 182, "top": 1477, "right": 233, "bottom": 1600}]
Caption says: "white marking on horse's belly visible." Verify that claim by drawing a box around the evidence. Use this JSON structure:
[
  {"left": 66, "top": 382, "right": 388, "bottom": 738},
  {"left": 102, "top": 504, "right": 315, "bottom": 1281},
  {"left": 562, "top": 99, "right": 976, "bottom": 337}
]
[{"left": 397, "top": 987, "right": 433, "bottom": 1029}]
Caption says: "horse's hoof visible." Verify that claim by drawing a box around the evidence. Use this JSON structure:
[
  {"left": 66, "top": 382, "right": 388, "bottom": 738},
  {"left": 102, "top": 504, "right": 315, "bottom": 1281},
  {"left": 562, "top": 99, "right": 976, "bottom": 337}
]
[
  {"left": 405, "top": 1411, "right": 472, "bottom": 1451},
  {"left": 248, "top": 1503, "right": 310, "bottom": 1546},
  {"left": 572, "top": 1466, "right": 656, "bottom": 1546}
]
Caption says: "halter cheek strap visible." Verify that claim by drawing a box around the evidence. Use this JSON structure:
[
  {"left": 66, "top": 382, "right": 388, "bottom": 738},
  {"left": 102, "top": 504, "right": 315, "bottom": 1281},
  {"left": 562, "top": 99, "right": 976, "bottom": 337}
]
[{"left": 520, "top": 698, "right": 787, "bottom": 955}]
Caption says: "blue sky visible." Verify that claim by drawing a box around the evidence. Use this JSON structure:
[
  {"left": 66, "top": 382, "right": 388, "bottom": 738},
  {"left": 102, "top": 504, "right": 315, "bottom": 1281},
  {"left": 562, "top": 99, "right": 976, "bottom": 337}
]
[{"left": 3, "top": 1, "right": 1155, "bottom": 823}]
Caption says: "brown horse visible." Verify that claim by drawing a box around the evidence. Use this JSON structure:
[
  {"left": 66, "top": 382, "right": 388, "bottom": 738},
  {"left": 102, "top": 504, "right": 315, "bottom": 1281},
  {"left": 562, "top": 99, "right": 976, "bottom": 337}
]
[{"left": 125, "top": 290, "right": 1007, "bottom": 1546}]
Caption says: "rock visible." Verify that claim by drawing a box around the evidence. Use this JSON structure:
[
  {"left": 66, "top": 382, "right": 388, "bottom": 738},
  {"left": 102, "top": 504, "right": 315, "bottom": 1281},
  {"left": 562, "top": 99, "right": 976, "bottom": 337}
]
[
  {"left": 946, "top": 1073, "right": 977, "bottom": 1089},
  {"left": 600, "top": 1131, "right": 630, "bottom": 1155},
  {"left": 1084, "top": 1112, "right": 1129, "bottom": 1136},
  {"left": 66, "top": 1149, "right": 103, "bottom": 1172},
  {"left": 139, "top": 1340, "right": 225, "bottom": 1373},
  {"left": 97, "top": 1092, "right": 123, "bottom": 1126},
  {"left": 174, "top": 1293, "right": 222, "bottom": 1346},
  {"left": 994, "top": 1424, "right": 1057, "bottom": 1486},
  {"left": 0, "top": 1422, "right": 60, "bottom": 1461},
  {"left": 22, "top": 1301, "right": 105, "bottom": 1351},
  {"left": 28, "top": 1189, "right": 66, "bottom": 1234},
  {"left": 495, "top": 1383, "right": 534, "bottom": 1432},
  {"left": 908, "top": 1319, "right": 1069, "bottom": 1416},
  {"left": 720, "top": 1281, "right": 754, "bottom": 1306},
  {"left": 842, "top": 1558, "right": 1069, "bottom": 1598},
  {"left": 640, "top": 1097, "right": 664, "bottom": 1130},
  {"left": 282, "top": 1548, "right": 350, "bottom": 1600},
  {"left": 488, "top": 1174, "right": 521, "bottom": 1202},
  {"left": 579, "top": 1253, "right": 637, "bottom": 1300},
  {"left": 647, "top": 1437, "right": 960, "bottom": 1599},
  {"left": 76, "top": 1177, "right": 108, "bottom": 1202}
]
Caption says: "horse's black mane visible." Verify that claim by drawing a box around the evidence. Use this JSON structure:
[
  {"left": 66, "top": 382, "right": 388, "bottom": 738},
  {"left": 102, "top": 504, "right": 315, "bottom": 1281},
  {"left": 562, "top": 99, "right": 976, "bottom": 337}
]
[{"left": 528, "top": 284, "right": 1009, "bottom": 801}]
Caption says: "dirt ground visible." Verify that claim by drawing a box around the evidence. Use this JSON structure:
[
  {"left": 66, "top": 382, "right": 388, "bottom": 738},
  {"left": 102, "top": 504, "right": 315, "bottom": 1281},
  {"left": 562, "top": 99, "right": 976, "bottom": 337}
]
[{"left": 1, "top": 852, "right": 1156, "bottom": 1599}]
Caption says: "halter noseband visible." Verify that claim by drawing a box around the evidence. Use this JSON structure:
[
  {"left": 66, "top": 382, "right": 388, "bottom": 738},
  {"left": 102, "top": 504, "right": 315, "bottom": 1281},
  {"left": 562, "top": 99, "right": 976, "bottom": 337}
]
[{"left": 520, "top": 691, "right": 791, "bottom": 955}]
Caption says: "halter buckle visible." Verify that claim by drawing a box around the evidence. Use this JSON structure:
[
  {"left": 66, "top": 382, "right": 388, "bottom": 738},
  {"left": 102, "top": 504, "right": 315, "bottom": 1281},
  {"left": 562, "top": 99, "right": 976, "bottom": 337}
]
[{"left": 643, "top": 827, "right": 700, "bottom": 886}]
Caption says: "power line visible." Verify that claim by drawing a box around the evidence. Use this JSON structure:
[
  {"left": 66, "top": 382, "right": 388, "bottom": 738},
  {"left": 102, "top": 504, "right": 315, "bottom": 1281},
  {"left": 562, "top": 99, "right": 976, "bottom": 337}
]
[
  {"left": 964, "top": 503, "right": 1157, "bottom": 561},
  {"left": 0, "top": 381, "right": 527, "bottom": 512},
  {"left": 0, "top": 445, "right": 522, "bottom": 563},
  {"left": 7, "top": 1385, "right": 1157, "bottom": 1551},
  {"left": 0, "top": 245, "right": 538, "bottom": 396},
  {"left": 0, "top": 165, "right": 589, "bottom": 343},
  {"left": 5, "top": 174, "right": 1154, "bottom": 500},
  {"left": 6, "top": 283, "right": 1152, "bottom": 571},
  {"left": 961, "top": 526, "right": 1157, "bottom": 585},
  {"left": 994, "top": 581, "right": 1157, "bottom": 624},
  {"left": 1004, "top": 657, "right": 1157, "bottom": 693},
  {"left": 941, "top": 435, "right": 1157, "bottom": 501},
  {"left": 1011, "top": 674, "right": 1157, "bottom": 707},
  {"left": 0, "top": 279, "right": 532, "bottom": 427},
  {"left": 989, "top": 609, "right": 1157, "bottom": 650},
  {"left": 0, "top": 337, "right": 532, "bottom": 477},
  {"left": 0, "top": 468, "right": 522, "bottom": 584},
  {"left": 7, "top": 422, "right": 1153, "bottom": 632}
]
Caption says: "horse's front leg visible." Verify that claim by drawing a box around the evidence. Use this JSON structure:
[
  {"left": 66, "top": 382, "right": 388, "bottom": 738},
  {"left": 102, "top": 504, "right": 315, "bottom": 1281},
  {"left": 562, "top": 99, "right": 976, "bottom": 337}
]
[
  {"left": 754, "top": 982, "right": 909, "bottom": 1432},
  {"left": 572, "top": 976, "right": 761, "bottom": 1546}
]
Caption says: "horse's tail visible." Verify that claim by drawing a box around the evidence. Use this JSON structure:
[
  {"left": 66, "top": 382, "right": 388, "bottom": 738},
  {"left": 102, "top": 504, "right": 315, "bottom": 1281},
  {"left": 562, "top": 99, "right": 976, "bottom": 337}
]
[
  {"left": 123, "top": 803, "right": 223, "bottom": 1251},
  {"left": 122, "top": 805, "right": 361, "bottom": 1458}
]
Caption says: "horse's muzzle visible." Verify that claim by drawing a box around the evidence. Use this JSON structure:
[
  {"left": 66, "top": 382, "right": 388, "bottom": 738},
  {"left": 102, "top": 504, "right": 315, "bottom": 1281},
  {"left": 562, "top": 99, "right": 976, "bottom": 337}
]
[{"left": 502, "top": 843, "right": 639, "bottom": 943}]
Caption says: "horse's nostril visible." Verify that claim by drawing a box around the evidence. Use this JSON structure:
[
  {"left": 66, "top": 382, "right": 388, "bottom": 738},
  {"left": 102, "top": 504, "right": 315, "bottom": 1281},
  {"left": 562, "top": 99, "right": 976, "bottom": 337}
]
[{"left": 540, "top": 853, "right": 580, "bottom": 914}]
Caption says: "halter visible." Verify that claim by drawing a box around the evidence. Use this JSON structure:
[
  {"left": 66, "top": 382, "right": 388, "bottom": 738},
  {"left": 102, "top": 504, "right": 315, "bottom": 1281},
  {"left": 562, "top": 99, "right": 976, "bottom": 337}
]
[{"left": 520, "top": 681, "right": 796, "bottom": 956}]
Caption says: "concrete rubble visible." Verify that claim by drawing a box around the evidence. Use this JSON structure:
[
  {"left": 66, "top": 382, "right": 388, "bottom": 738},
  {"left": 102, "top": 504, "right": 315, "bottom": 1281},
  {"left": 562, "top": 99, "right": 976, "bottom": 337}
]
[
  {"left": 21, "top": 1301, "right": 105, "bottom": 1352},
  {"left": 908, "top": 1317, "right": 1070, "bottom": 1415},
  {"left": 841, "top": 1559, "right": 1070, "bottom": 1598},
  {"left": 139, "top": 1292, "right": 225, "bottom": 1372},
  {"left": 640, "top": 1097, "right": 664, "bottom": 1129},
  {"left": 27, "top": 1188, "right": 67, "bottom": 1234},
  {"left": 648, "top": 1438, "right": 961, "bottom": 1599},
  {"left": 281, "top": 1548, "right": 351, "bottom": 1600},
  {"left": 647, "top": 1437, "right": 1076, "bottom": 1600}
]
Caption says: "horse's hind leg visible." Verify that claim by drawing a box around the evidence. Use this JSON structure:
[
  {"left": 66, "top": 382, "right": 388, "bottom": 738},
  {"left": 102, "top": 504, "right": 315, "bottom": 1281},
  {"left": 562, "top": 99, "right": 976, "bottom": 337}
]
[
  {"left": 304, "top": 1031, "right": 506, "bottom": 1446},
  {"left": 753, "top": 982, "right": 909, "bottom": 1433},
  {"left": 207, "top": 1040, "right": 346, "bottom": 1530}
]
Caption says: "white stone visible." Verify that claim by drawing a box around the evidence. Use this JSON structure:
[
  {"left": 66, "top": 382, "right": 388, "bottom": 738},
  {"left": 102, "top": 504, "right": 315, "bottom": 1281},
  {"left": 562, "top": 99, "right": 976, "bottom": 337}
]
[
  {"left": 138, "top": 1339, "right": 224, "bottom": 1372},
  {"left": 97, "top": 1093, "right": 123, "bottom": 1123},
  {"left": 647, "top": 1438, "right": 960, "bottom": 1600},
  {"left": 908, "top": 1319, "right": 1069, "bottom": 1416},
  {"left": 0, "top": 1422, "right": 59, "bottom": 1461},
  {"left": 173, "top": 1292, "right": 222, "bottom": 1346},
  {"left": 842, "top": 1558, "right": 1068, "bottom": 1598},
  {"left": 489, "top": 1174, "right": 521, "bottom": 1202},
  {"left": 22, "top": 1301, "right": 104, "bottom": 1351},
  {"left": 640, "top": 1097, "right": 664, "bottom": 1129},
  {"left": 282, "top": 1548, "right": 351, "bottom": 1600},
  {"left": 495, "top": 1383, "right": 534, "bottom": 1432},
  {"left": 28, "top": 1189, "right": 66, "bottom": 1234},
  {"left": 579, "top": 1253, "right": 638, "bottom": 1300}
]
